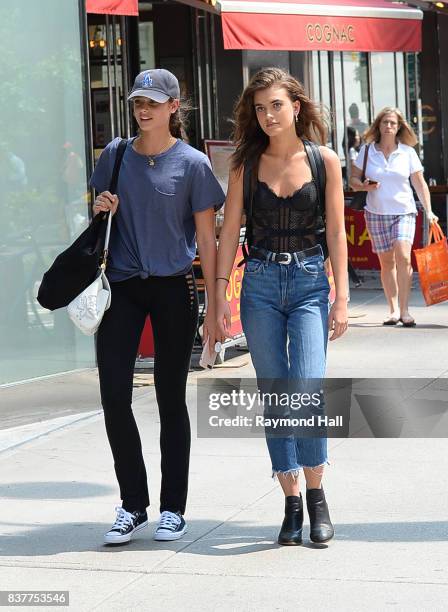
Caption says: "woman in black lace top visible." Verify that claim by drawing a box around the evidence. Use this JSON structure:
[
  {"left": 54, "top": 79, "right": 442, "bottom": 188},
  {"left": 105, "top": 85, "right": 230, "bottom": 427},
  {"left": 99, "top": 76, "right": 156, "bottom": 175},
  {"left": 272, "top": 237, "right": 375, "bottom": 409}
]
[{"left": 216, "top": 68, "right": 348, "bottom": 546}]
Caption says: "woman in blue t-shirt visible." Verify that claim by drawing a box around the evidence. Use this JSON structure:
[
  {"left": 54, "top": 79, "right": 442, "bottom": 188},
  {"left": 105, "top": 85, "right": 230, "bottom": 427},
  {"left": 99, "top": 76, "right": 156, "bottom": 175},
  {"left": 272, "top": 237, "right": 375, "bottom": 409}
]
[{"left": 91, "top": 69, "right": 224, "bottom": 545}]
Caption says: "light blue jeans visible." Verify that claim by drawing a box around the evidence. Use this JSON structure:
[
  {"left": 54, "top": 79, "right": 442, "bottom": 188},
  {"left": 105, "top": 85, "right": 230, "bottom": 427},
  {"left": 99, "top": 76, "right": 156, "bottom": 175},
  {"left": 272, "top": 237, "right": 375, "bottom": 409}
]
[{"left": 241, "top": 246, "right": 330, "bottom": 477}]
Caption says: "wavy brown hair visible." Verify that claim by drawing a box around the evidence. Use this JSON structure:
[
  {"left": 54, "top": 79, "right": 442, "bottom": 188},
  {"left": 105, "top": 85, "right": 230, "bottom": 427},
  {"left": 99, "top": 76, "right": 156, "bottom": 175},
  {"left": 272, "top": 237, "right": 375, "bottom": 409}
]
[
  {"left": 231, "top": 68, "right": 328, "bottom": 171},
  {"left": 364, "top": 107, "right": 418, "bottom": 146}
]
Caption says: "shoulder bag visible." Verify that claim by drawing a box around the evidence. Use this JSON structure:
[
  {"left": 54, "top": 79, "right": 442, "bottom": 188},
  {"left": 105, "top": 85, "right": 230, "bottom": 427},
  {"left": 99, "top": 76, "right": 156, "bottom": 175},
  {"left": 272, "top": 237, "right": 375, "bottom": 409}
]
[
  {"left": 37, "top": 139, "right": 127, "bottom": 316},
  {"left": 349, "top": 144, "right": 370, "bottom": 210}
]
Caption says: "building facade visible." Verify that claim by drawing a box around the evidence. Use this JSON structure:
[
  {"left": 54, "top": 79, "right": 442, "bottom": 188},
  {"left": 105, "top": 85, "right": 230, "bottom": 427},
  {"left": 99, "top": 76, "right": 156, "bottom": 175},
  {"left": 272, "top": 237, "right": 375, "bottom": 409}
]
[{"left": 1, "top": 0, "right": 446, "bottom": 386}]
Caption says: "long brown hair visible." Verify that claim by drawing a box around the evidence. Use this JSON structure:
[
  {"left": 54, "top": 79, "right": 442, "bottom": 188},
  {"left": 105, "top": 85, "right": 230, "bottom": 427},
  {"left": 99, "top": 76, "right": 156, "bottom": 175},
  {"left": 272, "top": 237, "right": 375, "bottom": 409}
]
[
  {"left": 231, "top": 67, "right": 328, "bottom": 171},
  {"left": 169, "top": 97, "right": 192, "bottom": 140},
  {"left": 364, "top": 107, "right": 418, "bottom": 146}
]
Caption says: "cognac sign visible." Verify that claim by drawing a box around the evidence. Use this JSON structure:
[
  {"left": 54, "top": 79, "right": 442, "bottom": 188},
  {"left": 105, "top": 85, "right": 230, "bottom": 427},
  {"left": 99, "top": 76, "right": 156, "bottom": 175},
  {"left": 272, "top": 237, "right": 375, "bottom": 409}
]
[{"left": 306, "top": 23, "right": 355, "bottom": 45}]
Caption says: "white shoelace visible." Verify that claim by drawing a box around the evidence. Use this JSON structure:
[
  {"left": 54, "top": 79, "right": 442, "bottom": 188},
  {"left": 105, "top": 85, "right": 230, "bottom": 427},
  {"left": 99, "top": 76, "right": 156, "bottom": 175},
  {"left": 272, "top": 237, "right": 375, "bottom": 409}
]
[
  {"left": 157, "top": 511, "right": 180, "bottom": 531},
  {"left": 111, "top": 506, "right": 135, "bottom": 531}
]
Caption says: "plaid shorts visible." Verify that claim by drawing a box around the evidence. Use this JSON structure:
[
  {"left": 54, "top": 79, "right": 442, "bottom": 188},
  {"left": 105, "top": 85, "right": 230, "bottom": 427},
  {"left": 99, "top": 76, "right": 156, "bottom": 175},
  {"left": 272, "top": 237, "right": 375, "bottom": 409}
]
[{"left": 364, "top": 211, "right": 416, "bottom": 253}]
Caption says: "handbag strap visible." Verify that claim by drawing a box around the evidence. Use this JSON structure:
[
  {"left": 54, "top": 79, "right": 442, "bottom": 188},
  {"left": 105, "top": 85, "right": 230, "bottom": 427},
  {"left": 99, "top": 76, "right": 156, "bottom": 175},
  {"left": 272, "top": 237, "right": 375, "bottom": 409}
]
[
  {"left": 361, "top": 144, "right": 370, "bottom": 181},
  {"left": 428, "top": 222, "right": 445, "bottom": 244},
  {"left": 102, "top": 138, "right": 128, "bottom": 268}
]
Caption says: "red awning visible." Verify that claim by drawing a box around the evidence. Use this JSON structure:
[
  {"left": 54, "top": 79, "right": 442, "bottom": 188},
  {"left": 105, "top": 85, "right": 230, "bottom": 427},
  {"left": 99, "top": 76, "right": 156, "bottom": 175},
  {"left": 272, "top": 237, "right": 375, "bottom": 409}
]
[
  {"left": 219, "top": 0, "right": 423, "bottom": 52},
  {"left": 86, "top": 0, "right": 138, "bottom": 16}
]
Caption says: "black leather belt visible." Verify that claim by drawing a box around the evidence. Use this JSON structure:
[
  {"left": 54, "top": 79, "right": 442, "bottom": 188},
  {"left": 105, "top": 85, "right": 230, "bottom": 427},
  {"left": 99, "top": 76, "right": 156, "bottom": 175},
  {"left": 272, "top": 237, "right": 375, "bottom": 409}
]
[{"left": 249, "top": 245, "right": 322, "bottom": 265}]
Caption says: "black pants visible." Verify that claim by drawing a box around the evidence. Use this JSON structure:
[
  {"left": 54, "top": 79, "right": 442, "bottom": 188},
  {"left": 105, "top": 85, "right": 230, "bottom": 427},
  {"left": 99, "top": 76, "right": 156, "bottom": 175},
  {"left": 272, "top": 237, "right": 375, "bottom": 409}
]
[{"left": 96, "top": 271, "right": 198, "bottom": 514}]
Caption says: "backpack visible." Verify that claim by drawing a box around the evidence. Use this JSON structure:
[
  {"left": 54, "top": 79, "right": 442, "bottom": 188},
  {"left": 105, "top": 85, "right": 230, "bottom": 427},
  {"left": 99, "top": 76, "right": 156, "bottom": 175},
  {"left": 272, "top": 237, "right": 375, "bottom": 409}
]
[{"left": 240, "top": 139, "right": 327, "bottom": 263}]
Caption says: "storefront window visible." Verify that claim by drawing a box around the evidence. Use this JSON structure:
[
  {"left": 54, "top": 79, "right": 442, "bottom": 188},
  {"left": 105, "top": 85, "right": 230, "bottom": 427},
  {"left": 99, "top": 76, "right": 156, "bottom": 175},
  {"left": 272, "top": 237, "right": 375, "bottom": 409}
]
[
  {"left": 312, "top": 51, "right": 320, "bottom": 101},
  {"left": 139, "top": 21, "right": 155, "bottom": 70},
  {"left": 333, "top": 53, "right": 344, "bottom": 159},
  {"left": 396, "top": 53, "right": 406, "bottom": 114},
  {"left": 316, "top": 51, "right": 331, "bottom": 114},
  {"left": 0, "top": 0, "right": 93, "bottom": 385},
  {"left": 371, "top": 52, "right": 396, "bottom": 116},
  {"left": 343, "top": 52, "right": 370, "bottom": 137},
  {"left": 243, "top": 51, "right": 290, "bottom": 84}
]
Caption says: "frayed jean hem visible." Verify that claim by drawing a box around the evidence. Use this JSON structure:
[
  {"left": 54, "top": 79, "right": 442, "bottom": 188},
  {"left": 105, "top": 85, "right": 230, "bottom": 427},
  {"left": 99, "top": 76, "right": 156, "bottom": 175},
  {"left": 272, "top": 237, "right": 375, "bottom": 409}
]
[{"left": 271, "top": 460, "right": 330, "bottom": 481}]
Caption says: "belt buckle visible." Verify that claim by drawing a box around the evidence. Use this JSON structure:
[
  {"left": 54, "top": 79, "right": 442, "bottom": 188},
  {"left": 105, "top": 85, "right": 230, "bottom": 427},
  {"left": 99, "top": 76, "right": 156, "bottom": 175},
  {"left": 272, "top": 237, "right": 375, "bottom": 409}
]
[{"left": 278, "top": 252, "right": 292, "bottom": 265}]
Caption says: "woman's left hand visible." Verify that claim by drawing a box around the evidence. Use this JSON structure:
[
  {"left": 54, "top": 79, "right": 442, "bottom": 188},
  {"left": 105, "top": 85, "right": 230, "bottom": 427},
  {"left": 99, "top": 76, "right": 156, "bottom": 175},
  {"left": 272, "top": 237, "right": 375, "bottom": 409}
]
[
  {"left": 202, "top": 311, "right": 216, "bottom": 356},
  {"left": 328, "top": 299, "right": 348, "bottom": 341},
  {"left": 427, "top": 211, "right": 439, "bottom": 224}
]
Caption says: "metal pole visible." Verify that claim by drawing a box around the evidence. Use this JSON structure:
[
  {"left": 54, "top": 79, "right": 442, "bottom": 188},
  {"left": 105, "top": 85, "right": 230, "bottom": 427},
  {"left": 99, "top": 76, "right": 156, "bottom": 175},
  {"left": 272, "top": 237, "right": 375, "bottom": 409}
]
[
  {"left": 367, "top": 53, "right": 374, "bottom": 123},
  {"left": 340, "top": 52, "right": 349, "bottom": 181},
  {"left": 112, "top": 16, "right": 121, "bottom": 136},
  {"left": 210, "top": 14, "right": 219, "bottom": 138},
  {"left": 393, "top": 53, "right": 399, "bottom": 108},
  {"left": 78, "top": 0, "right": 94, "bottom": 212},
  {"left": 120, "top": 16, "right": 131, "bottom": 139},
  {"left": 105, "top": 15, "right": 116, "bottom": 139},
  {"left": 194, "top": 10, "right": 205, "bottom": 141},
  {"left": 328, "top": 52, "right": 337, "bottom": 150},
  {"left": 404, "top": 53, "right": 410, "bottom": 120},
  {"left": 203, "top": 12, "right": 213, "bottom": 139},
  {"left": 415, "top": 52, "right": 423, "bottom": 147},
  {"left": 318, "top": 51, "right": 323, "bottom": 102}
]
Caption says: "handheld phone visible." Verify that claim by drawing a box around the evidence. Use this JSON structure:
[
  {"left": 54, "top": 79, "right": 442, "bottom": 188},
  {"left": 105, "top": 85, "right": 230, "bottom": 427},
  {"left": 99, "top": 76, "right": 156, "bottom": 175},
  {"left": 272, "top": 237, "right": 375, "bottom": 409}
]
[
  {"left": 199, "top": 339, "right": 222, "bottom": 369},
  {"left": 367, "top": 179, "right": 378, "bottom": 185}
]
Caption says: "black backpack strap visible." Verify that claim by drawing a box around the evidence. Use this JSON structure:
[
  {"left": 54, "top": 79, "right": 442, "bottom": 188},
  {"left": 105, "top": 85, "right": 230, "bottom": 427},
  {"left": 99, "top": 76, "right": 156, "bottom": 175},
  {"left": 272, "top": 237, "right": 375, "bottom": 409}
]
[
  {"left": 239, "top": 161, "right": 256, "bottom": 266},
  {"left": 97, "top": 138, "right": 127, "bottom": 266},
  {"left": 303, "top": 139, "right": 326, "bottom": 218}
]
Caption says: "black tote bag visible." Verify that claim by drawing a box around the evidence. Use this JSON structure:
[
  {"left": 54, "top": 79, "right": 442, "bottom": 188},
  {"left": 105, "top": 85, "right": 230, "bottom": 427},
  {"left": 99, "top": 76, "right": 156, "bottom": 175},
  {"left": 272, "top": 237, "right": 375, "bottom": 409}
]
[
  {"left": 349, "top": 144, "right": 370, "bottom": 211},
  {"left": 37, "top": 139, "right": 127, "bottom": 311}
]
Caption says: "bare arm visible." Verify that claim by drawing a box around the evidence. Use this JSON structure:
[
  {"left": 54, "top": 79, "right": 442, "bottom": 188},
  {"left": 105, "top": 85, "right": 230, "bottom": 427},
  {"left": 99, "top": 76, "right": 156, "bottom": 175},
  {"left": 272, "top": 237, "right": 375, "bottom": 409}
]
[
  {"left": 216, "top": 167, "right": 244, "bottom": 297},
  {"left": 215, "top": 167, "right": 244, "bottom": 339},
  {"left": 410, "top": 171, "right": 438, "bottom": 223},
  {"left": 195, "top": 207, "right": 219, "bottom": 349},
  {"left": 349, "top": 163, "right": 380, "bottom": 193},
  {"left": 320, "top": 147, "right": 349, "bottom": 340}
]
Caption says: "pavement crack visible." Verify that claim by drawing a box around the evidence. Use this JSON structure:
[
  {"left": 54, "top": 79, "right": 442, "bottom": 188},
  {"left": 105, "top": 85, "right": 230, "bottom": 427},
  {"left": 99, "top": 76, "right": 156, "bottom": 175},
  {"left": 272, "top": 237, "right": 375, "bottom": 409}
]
[{"left": 90, "top": 573, "right": 146, "bottom": 611}]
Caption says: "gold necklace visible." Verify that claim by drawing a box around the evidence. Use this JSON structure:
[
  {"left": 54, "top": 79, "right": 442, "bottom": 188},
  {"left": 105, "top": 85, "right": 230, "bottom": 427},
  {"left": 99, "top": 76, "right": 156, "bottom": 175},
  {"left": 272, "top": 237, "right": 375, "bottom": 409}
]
[{"left": 137, "top": 136, "right": 174, "bottom": 167}]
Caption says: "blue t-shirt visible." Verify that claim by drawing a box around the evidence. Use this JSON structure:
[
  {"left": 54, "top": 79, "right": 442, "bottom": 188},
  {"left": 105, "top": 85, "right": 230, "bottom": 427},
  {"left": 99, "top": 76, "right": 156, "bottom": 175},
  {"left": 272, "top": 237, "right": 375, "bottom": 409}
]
[{"left": 90, "top": 137, "right": 225, "bottom": 280}]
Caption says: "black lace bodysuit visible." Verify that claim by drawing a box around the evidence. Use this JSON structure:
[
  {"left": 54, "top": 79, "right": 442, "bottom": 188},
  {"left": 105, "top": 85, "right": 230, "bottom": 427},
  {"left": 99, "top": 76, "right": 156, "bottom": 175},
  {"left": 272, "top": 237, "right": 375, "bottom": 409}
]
[{"left": 250, "top": 178, "right": 327, "bottom": 257}]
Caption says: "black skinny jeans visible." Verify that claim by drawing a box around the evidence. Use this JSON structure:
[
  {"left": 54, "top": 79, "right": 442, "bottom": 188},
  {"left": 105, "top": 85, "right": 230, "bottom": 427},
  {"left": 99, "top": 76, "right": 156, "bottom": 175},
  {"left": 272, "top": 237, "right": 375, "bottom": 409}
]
[{"left": 96, "top": 271, "right": 198, "bottom": 515}]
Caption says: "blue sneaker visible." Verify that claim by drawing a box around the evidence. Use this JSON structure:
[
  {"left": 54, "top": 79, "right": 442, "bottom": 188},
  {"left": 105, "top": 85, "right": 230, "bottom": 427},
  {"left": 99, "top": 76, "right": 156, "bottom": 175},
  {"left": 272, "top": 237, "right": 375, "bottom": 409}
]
[
  {"left": 104, "top": 506, "right": 148, "bottom": 544},
  {"left": 154, "top": 511, "right": 187, "bottom": 541}
]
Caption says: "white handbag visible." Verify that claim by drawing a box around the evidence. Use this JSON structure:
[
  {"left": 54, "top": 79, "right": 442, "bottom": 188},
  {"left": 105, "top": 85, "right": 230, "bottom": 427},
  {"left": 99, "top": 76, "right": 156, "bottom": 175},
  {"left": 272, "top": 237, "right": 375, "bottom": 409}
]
[{"left": 67, "top": 212, "right": 113, "bottom": 336}]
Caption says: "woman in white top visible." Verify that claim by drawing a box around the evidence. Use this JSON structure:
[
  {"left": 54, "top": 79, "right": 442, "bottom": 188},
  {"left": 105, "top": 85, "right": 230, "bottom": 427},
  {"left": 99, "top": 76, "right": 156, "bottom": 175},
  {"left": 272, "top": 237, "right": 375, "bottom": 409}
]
[{"left": 350, "top": 107, "right": 438, "bottom": 326}]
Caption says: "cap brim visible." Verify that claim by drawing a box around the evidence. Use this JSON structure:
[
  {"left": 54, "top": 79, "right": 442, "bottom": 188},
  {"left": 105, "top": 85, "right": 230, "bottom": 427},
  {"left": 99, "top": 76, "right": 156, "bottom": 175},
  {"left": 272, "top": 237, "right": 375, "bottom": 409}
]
[{"left": 127, "top": 89, "right": 170, "bottom": 103}]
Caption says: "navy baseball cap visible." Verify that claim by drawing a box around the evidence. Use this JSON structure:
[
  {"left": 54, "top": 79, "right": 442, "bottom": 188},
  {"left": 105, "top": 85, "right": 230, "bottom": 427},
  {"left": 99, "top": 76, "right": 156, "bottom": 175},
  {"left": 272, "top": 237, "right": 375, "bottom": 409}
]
[{"left": 128, "top": 69, "right": 180, "bottom": 103}]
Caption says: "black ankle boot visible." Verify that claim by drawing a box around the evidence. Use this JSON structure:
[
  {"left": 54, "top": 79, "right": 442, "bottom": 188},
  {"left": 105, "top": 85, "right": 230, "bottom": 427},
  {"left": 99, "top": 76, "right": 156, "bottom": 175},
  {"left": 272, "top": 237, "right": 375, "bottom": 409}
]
[
  {"left": 278, "top": 495, "right": 303, "bottom": 546},
  {"left": 306, "top": 487, "right": 334, "bottom": 543}
]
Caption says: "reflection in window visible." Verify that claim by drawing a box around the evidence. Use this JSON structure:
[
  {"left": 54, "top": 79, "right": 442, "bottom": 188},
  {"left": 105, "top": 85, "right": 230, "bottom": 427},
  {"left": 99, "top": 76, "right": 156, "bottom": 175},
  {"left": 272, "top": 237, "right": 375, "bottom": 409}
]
[
  {"left": 371, "top": 53, "right": 396, "bottom": 117},
  {"left": 0, "top": 0, "right": 93, "bottom": 385},
  {"left": 343, "top": 52, "right": 369, "bottom": 138},
  {"left": 333, "top": 53, "right": 344, "bottom": 160},
  {"left": 396, "top": 53, "right": 406, "bottom": 115},
  {"left": 310, "top": 51, "right": 332, "bottom": 147},
  {"left": 312, "top": 51, "right": 320, "bottom": 101},
  {"left": 244, "top": 51, "right": 290, "bottom": 82}
]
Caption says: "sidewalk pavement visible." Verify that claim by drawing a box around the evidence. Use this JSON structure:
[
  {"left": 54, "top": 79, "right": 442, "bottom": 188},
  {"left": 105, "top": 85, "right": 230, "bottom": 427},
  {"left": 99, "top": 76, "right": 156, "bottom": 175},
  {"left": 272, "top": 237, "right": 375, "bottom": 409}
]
[{"left": 0, "top": 287, "right": 447, "bottom": 611}]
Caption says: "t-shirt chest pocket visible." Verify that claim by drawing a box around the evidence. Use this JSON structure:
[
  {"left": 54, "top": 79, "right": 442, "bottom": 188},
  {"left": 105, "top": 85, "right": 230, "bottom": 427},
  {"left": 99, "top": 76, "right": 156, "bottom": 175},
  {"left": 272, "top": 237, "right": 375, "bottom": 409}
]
[
  {"left": 150, "top": 175, "right": 182, "bottom": 212},
  {"left": 152, "top": 177, "right": 177, "bottom": 197}
]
